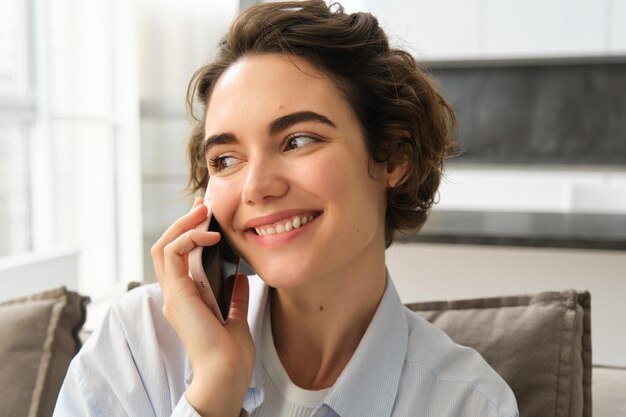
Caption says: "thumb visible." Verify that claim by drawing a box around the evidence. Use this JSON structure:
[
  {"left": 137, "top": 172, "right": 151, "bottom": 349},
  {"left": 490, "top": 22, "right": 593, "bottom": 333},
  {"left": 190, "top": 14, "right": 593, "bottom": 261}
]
[
  {"left": 225, "top": 273, "right": 256, "bottom": 381},
  {"left": 227, "top": 274, "right": 249, "bottom": 323}
]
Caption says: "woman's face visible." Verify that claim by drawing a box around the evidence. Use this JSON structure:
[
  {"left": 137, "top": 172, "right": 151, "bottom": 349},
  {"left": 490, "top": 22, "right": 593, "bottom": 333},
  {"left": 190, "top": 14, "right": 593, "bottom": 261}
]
[{"left": 203, "top": 53, "right": 389, "bottom": 289}]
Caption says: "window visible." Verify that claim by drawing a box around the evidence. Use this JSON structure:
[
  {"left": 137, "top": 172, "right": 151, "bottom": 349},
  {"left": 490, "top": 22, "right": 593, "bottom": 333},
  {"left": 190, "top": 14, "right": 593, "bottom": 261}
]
[
  {"left": 2, "top": 0, "right": 239, "bottom": 305},
  {"left": 0, "top": 0, "right": 31, "bottom": 258},
  {"left": 0, "top": 0, "right": 142, "bottom": 300}
]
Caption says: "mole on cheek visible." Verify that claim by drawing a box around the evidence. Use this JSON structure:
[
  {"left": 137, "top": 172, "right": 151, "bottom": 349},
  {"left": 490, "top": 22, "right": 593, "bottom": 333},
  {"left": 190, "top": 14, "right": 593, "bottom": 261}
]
[{"left": 319, "top": 306, "right": 324, "bottom": 311}]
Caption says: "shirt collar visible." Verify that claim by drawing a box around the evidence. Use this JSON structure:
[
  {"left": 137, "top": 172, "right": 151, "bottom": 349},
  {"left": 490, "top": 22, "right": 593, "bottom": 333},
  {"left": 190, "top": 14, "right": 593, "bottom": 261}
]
[
  {"left": 322, "top": 275, "right": 408, "bottom": 417},
  {"left": 244, "top": 275, "right": 269, "bottom": 411},
  {"left": 244, "top": 273, "right": 408, "bottom": 416}
]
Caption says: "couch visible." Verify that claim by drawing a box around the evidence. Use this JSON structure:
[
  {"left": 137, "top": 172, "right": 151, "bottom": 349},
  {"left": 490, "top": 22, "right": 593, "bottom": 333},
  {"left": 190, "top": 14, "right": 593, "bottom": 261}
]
[{"left": 1, "top": 286, "right": 624, "bottom": 417}]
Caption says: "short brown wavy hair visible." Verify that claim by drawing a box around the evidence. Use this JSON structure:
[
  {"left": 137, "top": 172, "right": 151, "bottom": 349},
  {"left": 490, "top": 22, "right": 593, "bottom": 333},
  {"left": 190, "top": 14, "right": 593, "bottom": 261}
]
[{"left": 186, "top": 0, "right": 457, "bottom": 247}]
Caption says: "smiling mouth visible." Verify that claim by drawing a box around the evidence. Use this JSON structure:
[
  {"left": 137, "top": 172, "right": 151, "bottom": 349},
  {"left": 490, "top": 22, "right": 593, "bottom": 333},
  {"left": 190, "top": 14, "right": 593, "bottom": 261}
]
[{"left": 252, "top": 212, "right": 321, "bottom": 236}]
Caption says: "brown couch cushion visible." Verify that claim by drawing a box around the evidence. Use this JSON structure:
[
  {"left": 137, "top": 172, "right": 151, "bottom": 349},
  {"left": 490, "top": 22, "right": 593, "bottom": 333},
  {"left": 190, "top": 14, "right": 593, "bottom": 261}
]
[
  {"left": 0, "top": 287, "right": 89, "bottom": 417},
  {"left": 406, "top": 290, "right": 591, "bottom": 417}
]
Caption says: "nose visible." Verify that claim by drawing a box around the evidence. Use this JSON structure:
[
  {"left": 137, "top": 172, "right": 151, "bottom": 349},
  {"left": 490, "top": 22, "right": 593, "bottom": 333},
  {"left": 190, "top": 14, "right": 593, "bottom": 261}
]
[{"left": 241, "top": 156, "right": 289, "bottom": 205}]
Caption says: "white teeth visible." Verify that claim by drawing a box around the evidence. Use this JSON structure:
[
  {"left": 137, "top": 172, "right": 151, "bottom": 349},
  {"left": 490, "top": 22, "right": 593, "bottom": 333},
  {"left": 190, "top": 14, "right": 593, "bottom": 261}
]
[{"left": 255, "top": 214, "right": 317, "bottom": 236}]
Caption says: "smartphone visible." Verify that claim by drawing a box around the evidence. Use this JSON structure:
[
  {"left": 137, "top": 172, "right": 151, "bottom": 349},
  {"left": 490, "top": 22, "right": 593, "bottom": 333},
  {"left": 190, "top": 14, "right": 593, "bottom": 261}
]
[{"left": 188, "top": 187, "right": 239, "bottom": 324}]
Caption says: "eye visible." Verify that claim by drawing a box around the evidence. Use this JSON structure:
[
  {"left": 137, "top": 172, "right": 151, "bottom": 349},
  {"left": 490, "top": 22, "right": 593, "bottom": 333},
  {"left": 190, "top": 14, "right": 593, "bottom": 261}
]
[
  {"left": 284, "top": 134, "right": 320, "bottom": 151},
  {"left": 208, "top": 154, "right": 239, "bottom": 173}
]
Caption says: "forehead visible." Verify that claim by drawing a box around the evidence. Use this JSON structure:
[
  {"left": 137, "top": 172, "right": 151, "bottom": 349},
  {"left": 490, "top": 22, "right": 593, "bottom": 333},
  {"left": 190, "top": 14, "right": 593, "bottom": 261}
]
[{"left": 204, "top": 53, "right": 356, "bottom": 133}]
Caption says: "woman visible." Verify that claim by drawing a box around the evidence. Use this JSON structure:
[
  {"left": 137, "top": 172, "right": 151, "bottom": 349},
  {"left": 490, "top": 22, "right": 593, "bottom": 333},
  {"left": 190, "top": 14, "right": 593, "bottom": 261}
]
[{"left": 54, "top": 1, "right": 518, "bottom": 416}]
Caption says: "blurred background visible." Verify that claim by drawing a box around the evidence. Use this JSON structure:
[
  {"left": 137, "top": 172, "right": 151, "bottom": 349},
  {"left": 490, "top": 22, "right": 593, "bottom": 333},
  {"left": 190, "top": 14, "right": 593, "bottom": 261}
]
[{"left": 0, "top": 0, "right": 625, "bottom": 365}]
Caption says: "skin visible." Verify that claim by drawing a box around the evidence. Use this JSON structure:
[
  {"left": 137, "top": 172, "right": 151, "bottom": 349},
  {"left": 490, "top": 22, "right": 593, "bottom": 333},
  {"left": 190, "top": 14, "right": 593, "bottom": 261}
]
[{"left": 152, "top": 53, "right": 404, "bottom": 417}]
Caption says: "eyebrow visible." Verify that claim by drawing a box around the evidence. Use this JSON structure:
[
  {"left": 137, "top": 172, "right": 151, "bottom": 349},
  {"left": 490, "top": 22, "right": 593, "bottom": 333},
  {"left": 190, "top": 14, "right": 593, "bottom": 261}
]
[
  {"left": 203, "top": 111, "right": 336, "bottom": 154},
  {"left": 203, "top": 132, "right": 237, "bottom": 155},
  {"left": 269, "top": 111, "right": 336, "bottom": 134}
]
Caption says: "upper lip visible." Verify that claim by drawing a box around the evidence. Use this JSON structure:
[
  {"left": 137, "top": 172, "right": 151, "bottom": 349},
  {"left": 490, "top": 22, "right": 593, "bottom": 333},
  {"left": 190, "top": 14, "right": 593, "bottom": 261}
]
[{"left": 243, "top": 209, "right": 321, "bottom": 230}]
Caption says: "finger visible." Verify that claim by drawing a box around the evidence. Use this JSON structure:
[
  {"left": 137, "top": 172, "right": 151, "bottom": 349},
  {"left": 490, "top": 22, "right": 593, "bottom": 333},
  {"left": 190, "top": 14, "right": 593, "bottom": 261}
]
[
  {"left": 152, "top": 203, "right": 209, "bottom": 278},
  {"left": 152, "top": 202, "right": 207, "bottom": 265},
  {"left": 165, "top": 203, "right": 209, "bottom": 244},
  {"left": 162, "top": 229, "right": 221, "bottom": 284},
  {"left": 191, "top": 196, "right": 203, "bottom": 209},
  {"left": 159, "top": 196, "right": 205, "bottom": 290}
]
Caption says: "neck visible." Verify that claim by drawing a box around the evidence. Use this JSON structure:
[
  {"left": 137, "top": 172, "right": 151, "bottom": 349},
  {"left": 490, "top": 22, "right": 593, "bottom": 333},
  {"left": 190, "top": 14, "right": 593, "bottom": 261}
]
[{"left": 269, "top": 249, "right": 387, "bottom": 390}]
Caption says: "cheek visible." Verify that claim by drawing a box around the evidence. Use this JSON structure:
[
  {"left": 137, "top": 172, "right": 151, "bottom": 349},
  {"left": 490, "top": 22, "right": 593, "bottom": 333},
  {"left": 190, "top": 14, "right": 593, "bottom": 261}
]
[
  {"left": 301, "top": 148, "right": 378, "bottom": 201},
  {"left": 208, "top": 178, "right": 240, "bottom": 231},
  {"left": 295, "top": 148, "right": 385, "bottom": 241},
  {"left": 290, "top": 152, "right": 357, "bottom": 208}
]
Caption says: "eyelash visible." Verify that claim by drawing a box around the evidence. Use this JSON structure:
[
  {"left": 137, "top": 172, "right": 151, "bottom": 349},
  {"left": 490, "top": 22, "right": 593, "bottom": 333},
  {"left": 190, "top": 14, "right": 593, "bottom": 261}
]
[
  {"left": 207, "top": 155, "right": 236, "bottom": 172},
  {"left": 207, "top": 133, "right": 322, "bottom": 173},
  {"left": 284, "top": 132, "right": 321, "bottom": 151}
]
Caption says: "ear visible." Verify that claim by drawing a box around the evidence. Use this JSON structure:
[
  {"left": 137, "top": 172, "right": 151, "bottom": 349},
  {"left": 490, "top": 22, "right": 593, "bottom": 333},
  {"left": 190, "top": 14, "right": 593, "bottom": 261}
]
[
  {"left": 386, "top": 158, "right": 409, "bottom": 188},
  {"left": 385, "top": 129, "right": 411, "bottom": 188}
]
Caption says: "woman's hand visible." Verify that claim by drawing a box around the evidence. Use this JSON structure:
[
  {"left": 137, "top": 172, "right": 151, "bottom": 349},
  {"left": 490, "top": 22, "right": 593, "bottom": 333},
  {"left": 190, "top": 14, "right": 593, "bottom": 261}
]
[{"left": 151, "top": 197, "right": 255, "bottom": 417}]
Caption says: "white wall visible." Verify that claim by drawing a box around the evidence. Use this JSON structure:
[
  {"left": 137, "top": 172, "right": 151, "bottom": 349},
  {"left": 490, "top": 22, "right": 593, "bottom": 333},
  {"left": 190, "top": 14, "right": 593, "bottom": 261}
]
[
  {"left": 438, "top": 166, "right": 626, "bottom": 214},
  {"left": 344, "top": 0, "right": 626, "bottom": 60},
  {"left": 387, "top": 243, "right": 626, "bottom": 367}
]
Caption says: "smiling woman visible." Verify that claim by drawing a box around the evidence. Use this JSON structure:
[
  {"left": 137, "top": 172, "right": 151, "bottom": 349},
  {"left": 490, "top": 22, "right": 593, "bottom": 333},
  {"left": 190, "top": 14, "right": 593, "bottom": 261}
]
[
  {"left": 53, "top": 2, "right": 518, "bottom": 417},
  {"left": 203, "top": 54, "right": 392, "bottom": 292}
]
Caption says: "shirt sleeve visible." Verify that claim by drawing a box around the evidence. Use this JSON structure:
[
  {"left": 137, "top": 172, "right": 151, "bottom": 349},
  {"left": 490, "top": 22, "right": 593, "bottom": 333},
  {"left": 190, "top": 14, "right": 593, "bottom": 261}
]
[
  {"left": 171, "top": 395, "right": 203, "bottom": 417},
  {"left": 172, "top": 396, "right": 249, "bottom": 417},
  {"left": 52, "top": 290, "right": 201, "bottom": 417}
]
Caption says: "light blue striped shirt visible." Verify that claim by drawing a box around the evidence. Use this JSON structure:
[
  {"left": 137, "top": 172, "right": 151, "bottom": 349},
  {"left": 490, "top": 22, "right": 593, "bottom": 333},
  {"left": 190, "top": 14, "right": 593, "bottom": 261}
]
[{"left": 54, "top": 276, "right": 519, "bottom": 417}]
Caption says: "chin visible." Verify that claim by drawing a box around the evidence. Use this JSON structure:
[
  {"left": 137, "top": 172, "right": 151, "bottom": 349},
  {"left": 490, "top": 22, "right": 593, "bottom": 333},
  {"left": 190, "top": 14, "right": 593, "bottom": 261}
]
[{"left": 250, "top": 261, "right": 317, "bottom": 289}]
